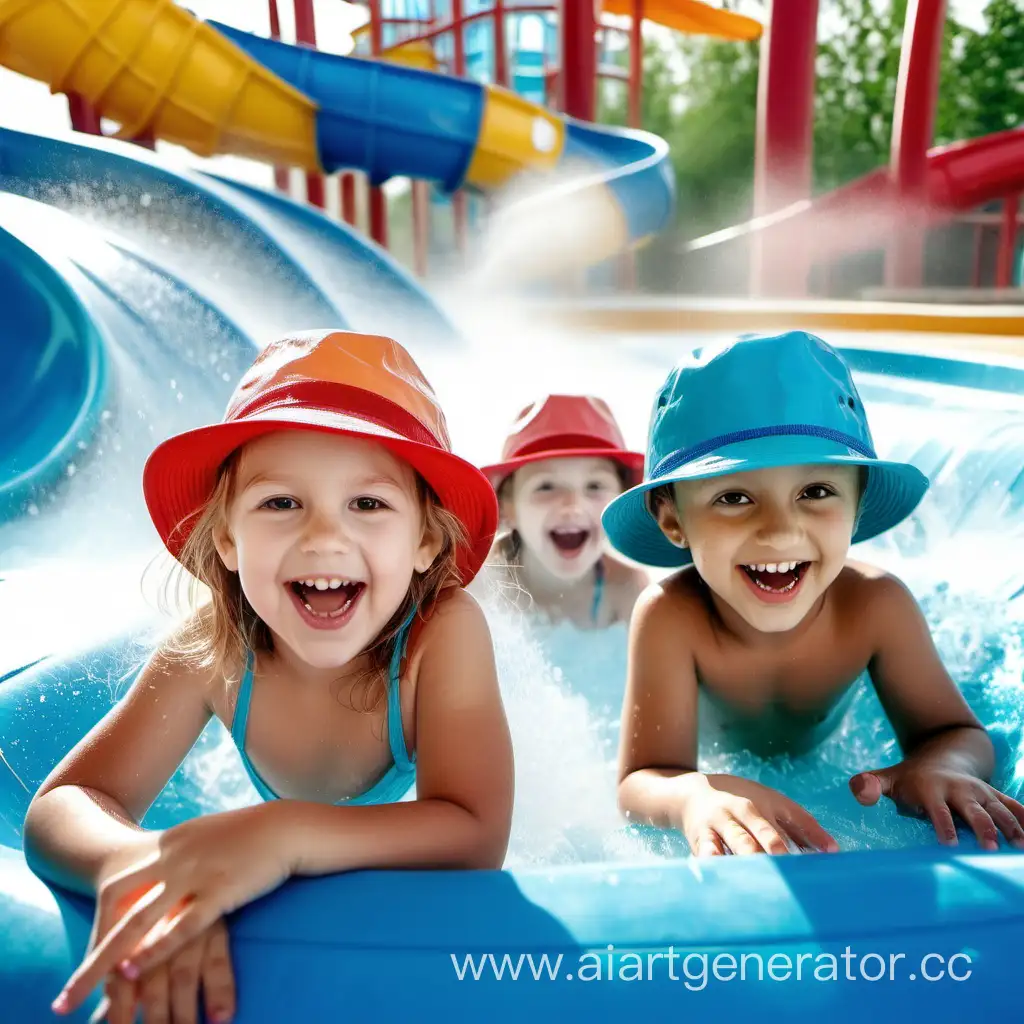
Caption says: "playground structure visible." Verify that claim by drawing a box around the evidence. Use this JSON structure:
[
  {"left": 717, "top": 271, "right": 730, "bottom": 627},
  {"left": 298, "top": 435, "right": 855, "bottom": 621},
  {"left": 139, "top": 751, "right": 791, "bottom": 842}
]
[
  {"left": 23, "top": 1, "right": 1024, "bottom": 296},
  {"left": 50, "top": 0, "right": 762, "bottom": 281},
  {"left": 732, "top": 1, "right": 1024, "bottom": 297}
]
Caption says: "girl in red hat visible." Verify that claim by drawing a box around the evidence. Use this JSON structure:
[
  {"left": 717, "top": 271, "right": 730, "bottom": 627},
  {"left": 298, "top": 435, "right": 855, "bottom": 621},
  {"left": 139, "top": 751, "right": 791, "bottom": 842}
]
[
  {"left": 27, "top": 331, "right": 513, "bottom": 1024},
  {"left": 480, "top": 394, "right": 650, "bottom": 629}
]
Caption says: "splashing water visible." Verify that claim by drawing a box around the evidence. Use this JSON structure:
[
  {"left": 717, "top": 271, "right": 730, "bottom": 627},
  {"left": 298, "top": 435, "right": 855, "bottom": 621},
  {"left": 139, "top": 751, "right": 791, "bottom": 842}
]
[{"left": 6, "top": 165, "right": 1024, "bottom": 865}]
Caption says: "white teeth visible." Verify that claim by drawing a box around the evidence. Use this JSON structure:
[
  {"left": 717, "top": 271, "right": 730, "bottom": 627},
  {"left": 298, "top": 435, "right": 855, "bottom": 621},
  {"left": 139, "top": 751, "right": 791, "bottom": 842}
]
[
  {"left": 745, "top": 561, "right": 805, "bottom": 573},
  {"left": 301, "top": 592, "right": 357, "bottom": 618},
  {"left": 297, "top": 577, "right": 353, "bottom": 589},
  {"left": 752, "top": 575, "right": 799, "bottom": 593}
]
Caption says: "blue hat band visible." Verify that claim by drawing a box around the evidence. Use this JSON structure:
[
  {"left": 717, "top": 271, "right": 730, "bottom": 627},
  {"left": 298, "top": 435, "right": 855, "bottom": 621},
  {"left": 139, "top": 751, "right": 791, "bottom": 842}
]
[{"left": 651, "top": 424, "right": 876, "bottom": 479}]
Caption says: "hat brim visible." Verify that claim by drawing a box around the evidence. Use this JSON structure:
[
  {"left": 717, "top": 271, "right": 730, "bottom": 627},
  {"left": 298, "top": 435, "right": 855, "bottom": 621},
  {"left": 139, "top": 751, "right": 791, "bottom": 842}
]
[
  {"left": 144, "top": 406, "right": 498, "bottom": 585},
  {"left": 601, "top": 434, "right": 929, "bottom": 568},
  {"left": 482, "top": 448, "right": 645, "bottom": 490}
]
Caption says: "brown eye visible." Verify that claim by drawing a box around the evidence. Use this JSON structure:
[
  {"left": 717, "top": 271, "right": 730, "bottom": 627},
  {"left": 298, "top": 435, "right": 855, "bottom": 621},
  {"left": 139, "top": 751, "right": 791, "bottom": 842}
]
[
  {"left": 261, "top": 496, "right": 298, "bottom": 511},
  {"left": 802, "top": 485, "right": 834, "bottom": 500},
  {"left": 352, "top": 497, "right": 386, "bottom": 512},
  {"left": 716, "top": 492, "right": 750, "bottom": 506}
]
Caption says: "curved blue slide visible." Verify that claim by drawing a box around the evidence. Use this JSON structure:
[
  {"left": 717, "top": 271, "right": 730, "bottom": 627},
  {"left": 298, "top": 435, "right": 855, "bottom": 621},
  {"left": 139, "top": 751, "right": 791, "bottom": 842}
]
[
  {"left": 0, "top": 124, "right": 458, "bottom": 526},
  {"left": 210, "top": 21, "right": 675, "bottom": 251}
]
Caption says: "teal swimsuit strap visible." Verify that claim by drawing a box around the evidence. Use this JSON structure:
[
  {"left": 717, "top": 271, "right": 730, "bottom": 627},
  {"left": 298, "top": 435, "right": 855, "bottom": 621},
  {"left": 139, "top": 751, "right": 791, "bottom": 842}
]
[
  {"left": 230, "top": 605, "right": 419, "bottom": 803},
  {"left": 231, "top": 650, "right": 275, "bottom": 803},
  {"left": 591, "top": 559, "right": 605, "bottom": 625},
  {"left": 386, "top": 602, "right": 418, "bottom": 771}
]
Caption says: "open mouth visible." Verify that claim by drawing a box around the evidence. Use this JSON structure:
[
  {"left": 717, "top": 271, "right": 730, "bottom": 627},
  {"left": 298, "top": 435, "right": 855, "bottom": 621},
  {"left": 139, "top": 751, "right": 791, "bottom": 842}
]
[
  {"left": 287, "top": 576, "right": 365, "bottom": 623},
  {"left": 549, "top": 527, "right": 590, "bottom": 556},
  {"left": 738, "top": 561, "right": 811, "bottom": 598}
]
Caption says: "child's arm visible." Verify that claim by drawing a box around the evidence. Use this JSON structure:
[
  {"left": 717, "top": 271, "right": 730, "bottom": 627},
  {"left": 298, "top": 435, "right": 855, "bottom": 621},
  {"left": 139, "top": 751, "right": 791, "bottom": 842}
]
[
  {"left": 281, "top": 587, "right": 515, "bottom": 876},
  {"left": 852, "top": 574, "right": 1024, "bottom": 849},
  {"left": 26, "top": 633, "right": 247, "bottom": 1022},
  {"left": 617, "top": 584, "right": 837, "bottom": 856},
  {"left": 23, "top": 641, "right": 216, "bottom": 894},
  {"left": 54, "top": 590, "right": 514, "bottom": 1014}
]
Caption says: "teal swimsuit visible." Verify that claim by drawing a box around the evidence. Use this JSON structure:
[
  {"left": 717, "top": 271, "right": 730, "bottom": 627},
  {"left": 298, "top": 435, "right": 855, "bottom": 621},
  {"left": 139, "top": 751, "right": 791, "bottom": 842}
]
[
  {"left": 230, "top": 606, "right": 418, "bottom": 805},
  {"left": 590, "top": 559, "right": 605, "bottom": 625}
]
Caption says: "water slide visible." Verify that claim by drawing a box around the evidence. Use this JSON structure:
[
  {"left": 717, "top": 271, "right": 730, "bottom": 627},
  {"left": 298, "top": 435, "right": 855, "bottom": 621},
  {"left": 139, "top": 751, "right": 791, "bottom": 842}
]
[
  {"left": 0, "top": 0, "right": 678, "bottom": 511},
  {"left": 691, "top": 127, "right": 1024, "bottom": 266},
  {"left": 0, "top": 0, "right": 677, "bottom": 264}
]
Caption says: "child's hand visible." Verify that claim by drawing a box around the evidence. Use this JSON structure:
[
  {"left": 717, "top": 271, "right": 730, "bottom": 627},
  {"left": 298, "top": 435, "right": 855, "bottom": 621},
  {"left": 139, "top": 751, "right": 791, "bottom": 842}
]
[
  {"left": 89, "top": 918, "right": 235, "bottom": 1024},
  {"left": 680, "top": 774, "right": 840, "bottom": 856},
  {"left": 850, "top": 763, "right": 1024, "bottom": 851},
  {"left": 55, "top": 804, "right": 293, "bottom": 1018}
]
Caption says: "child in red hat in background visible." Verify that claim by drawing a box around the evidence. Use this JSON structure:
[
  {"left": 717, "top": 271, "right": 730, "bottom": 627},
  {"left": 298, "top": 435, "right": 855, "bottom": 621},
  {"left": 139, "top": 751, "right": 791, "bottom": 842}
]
[
  {"left": 480, "top": 394, "right": 650, "bottom": 629},
  {"left": 26, "top": 331, "right": 514, "bottom": 1024}
]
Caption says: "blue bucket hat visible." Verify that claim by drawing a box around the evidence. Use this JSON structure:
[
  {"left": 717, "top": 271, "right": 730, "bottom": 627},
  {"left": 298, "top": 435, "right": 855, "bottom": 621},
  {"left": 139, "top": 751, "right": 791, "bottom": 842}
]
[{"left": 601, "top": 331, "right": 929, "bottom": 568}]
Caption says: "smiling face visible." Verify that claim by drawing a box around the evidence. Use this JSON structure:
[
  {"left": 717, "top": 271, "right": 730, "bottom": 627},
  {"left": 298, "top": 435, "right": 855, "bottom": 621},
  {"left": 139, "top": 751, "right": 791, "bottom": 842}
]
[
  {"left": 214, "top": 431, "right": 441, "bottom": 671},
  {"left": 655, "top": 463, "right": 863, "bottom": 634},
  {"left": 501, "top": 456, "right": 626, "bottom": 582}
]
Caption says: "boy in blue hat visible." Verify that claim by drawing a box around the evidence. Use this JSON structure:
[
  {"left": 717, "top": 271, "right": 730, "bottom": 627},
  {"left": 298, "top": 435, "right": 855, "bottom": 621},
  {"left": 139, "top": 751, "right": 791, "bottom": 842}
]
[{"left": 603, "top": 330, "right": 1024, "bottom": 856}]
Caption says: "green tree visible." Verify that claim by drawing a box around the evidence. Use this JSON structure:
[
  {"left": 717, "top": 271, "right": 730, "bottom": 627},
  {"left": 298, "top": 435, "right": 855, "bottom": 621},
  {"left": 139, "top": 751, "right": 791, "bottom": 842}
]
[
  {"left": 956, "top": 0, "right": 1024, "bottom": 136},
  {"left": 599, "top": 32, "right": 759, "bottom": 235},
  {"left": 813, "top": 0, "right": 976, "bottom": 191},
  {"left": 610, "top": 0, "right": 1024, "bottom": 238}
]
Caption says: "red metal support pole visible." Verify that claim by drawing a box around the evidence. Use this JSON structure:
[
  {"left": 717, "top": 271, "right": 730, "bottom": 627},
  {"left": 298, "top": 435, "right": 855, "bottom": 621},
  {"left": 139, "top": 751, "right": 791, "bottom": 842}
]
[
  {"left": 293, "top": 0, "right": 325, "bottom": 209},
  {"left": 751, "top": 0, "right": 819, "bottom": 296},
  {"left": 628, "top": 0, "right": 644, "bottom": 128},
  {"left": 561, "top": 0, "right": 596, "bottom": 120},
  {"left": 412, "top": 181, "right": 430, "bottom": 277},
  {"left": 885, "top": 0, "right": 947, "bottom": 289},
  {"left": 369, "top": 187, "right": 390, "bottom": 248},
  {"left": 452, "top": 0, "right": 466, "bottom": 76},
  {"left": 996, "top": 193, "right": 1020, "bottom": 288},
  {"left": 339, "top": 175, "right": 357, "bottom": 225},
  {"left": 451, "top": 0, "right": 468, "bottom": 254},
  {"left": 493, "top": 0, "right": 508, "bottom": 87},
  {"left": 368, "top": 0, "right": 389, "bottom": 248},
  {"left": 268, "top": 0, "right": 291, "bottom": 194},
  {"left": 67, "top": 94, "right": 102, "bottom": 135}
]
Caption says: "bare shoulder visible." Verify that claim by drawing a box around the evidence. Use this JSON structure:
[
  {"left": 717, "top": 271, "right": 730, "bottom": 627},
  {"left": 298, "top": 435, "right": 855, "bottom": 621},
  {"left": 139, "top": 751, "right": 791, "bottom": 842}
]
[
  {"left": 831, "top": 561, "right": 923, "bottom": 633},
  {"left": 631, "top": 567, "right": 707, "bottom": 636},
  {"left": 424, "top": 586, "right": 486, "bottom": 626},
  {"left": 834, "top": 561, "right": 916, "bottom": 604},
  {"left": 145, "top": 605, "right": 230, "bottom": 717},
  {"left": 417, "top": 588, "right": 492, "bottom": 661},
  {"left": 602, "top": 555, "right": 651, "bottom": 620}
]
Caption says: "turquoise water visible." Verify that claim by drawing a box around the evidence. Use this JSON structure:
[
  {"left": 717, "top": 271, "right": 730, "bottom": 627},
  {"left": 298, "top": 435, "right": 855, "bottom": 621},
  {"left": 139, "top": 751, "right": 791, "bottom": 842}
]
[
  {"left": 6, "top": 294, "right": 1024, "bottom": 867},
  {"left": 475, "top": 563, "right": 1024, "bottom": 862},
  {"left": 169, "top": 549, "right": 1024, "bottom": 867}
]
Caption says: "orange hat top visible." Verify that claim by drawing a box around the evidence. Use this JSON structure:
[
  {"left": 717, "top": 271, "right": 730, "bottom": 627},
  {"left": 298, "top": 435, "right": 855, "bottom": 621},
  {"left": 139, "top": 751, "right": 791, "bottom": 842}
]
[
  {"left": 481, "top": 394, "right": 644, "bottom": 489},
  {"left": 143, "top": 330, "right": 498, "bottom": 584}
]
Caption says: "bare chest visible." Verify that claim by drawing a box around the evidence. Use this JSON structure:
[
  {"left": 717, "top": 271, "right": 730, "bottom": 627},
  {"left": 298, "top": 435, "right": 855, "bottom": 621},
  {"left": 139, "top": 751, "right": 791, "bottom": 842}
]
[
  {"left": 218, "top": 675, "right": 402, "bottom": 803},
  {"left": 695, "top": 628, "right": 869, "bottom": 719}
]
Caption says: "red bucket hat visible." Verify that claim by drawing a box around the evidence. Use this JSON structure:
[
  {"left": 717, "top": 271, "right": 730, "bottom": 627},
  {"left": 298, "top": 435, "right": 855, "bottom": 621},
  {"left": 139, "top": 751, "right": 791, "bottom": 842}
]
[
  {"left": 481, "top": 394, "right": 644, "bottom": 489},
  {"left": 143, "top": 330, "right": 498, "bottom": 584}
]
